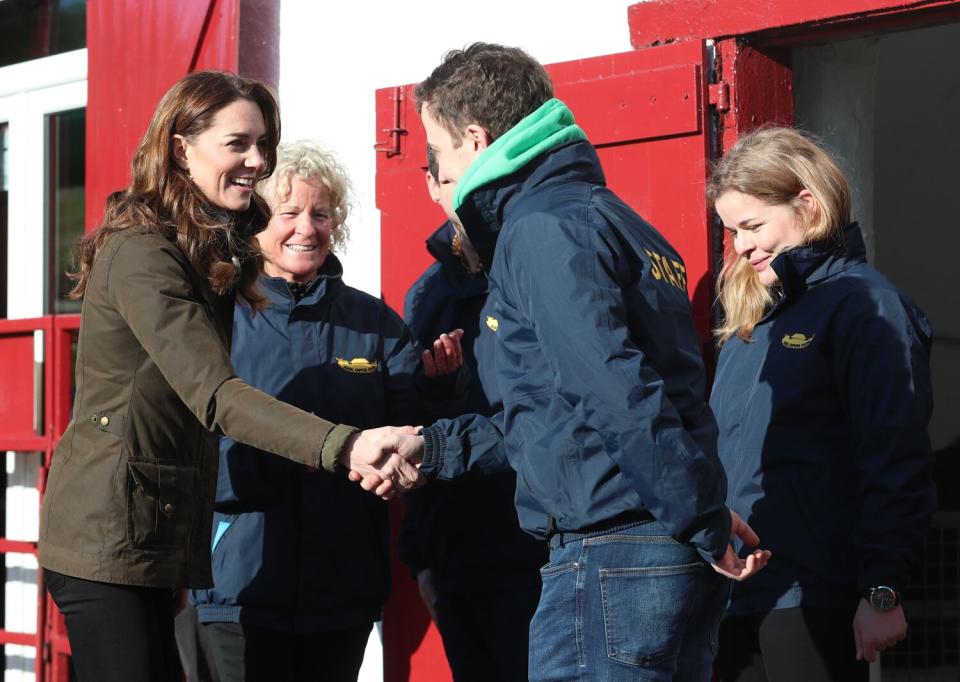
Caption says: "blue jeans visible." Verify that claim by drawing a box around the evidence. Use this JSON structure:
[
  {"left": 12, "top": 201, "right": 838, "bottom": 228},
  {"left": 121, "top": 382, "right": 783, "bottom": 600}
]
[{"left": 528, "top": 521, "right": 729, "bottom": 681}]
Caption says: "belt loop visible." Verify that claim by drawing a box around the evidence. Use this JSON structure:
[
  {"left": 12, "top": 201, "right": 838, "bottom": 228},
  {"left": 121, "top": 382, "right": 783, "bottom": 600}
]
[{"left": 547, "top": 516, "right": 562, "bottom": 549}]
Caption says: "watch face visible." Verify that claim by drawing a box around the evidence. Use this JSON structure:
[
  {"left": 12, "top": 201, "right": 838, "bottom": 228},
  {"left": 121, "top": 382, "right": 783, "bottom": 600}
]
[{"left": 870, "top": 587, "right": 897, "bottom": 611}]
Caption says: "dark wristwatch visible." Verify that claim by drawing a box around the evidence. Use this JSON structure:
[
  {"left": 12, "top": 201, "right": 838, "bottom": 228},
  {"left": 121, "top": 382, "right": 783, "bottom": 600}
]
[{"left": 862, "top": 586, "right": 901, "bottom": 611}]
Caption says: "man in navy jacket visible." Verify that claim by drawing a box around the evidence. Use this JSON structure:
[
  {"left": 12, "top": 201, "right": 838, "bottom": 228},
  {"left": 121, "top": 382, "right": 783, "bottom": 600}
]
[
  {"left": 397, "top": 154, "right": 546, "bottom": 681},
  {"left": 377, "top": 43, "right": 771, "bottom": 680}
]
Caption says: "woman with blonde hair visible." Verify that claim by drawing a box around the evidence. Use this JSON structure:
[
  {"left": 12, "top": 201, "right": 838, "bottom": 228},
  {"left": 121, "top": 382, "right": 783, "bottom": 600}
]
[
  {"left": 189, "top": 140, "right": 461, "bottom": 681},
  {"left": 38, "top": 72, "right": 419, "bottom": 681},
  {"left": 707, "top": 127, "right": 936, "bottom": 681}
]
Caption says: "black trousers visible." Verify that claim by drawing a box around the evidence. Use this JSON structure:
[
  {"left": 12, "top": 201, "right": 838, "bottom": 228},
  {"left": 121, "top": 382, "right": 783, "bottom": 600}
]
[
  {"left": 203, "top": 621, "right": 372, "bottom": 682},
  {"left": 44, "top": 568, "right": 181, "bottom": 682},
  {"left": 718, "top": 605, "right": 869, "bottom": 682},
  {"left": 434, "top": 579, "right": 541, "bottom": 682}
]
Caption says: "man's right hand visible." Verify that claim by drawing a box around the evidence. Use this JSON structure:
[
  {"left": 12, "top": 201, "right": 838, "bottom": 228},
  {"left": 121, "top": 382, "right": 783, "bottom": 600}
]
[
  {"left": 711, "top": 509, "right": 771, "bottom": 581},
  {"left": 338, "top": 426, "right": 424, "bottom": 500}
]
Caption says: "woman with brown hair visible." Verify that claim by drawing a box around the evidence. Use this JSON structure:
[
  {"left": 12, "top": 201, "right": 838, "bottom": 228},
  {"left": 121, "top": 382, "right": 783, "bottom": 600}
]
[
  {"left": 707, "top": 127, "right": 936, "bottom": 681},
  {"left": 37, "top": 71, "right": 420, "bottom": 681}
]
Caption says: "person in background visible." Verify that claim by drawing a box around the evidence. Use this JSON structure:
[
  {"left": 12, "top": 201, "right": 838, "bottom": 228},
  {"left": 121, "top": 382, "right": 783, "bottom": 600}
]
[
  {"left": 38, "top": 72, "right": 421, "bottom": 682},
  {"left": 189, "top": 139, "right": 463, "bottom": 682},
  {"left": 397, "top": 147, "right": 547, "bottom": 682},
  {"left": 707, "top": 127, "right": 936, "bottom": 682}
]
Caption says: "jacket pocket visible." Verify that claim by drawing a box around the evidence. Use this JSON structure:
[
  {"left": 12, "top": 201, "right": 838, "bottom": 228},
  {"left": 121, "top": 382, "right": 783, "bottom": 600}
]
[{"left": 126, "top": 460, "right": 198, "bottom": 548}]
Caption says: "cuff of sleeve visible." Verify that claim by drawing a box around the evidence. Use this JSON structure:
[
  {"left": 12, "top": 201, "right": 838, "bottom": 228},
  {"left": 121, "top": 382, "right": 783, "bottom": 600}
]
[
  {"left": 319, "top": 424, "right": 360, "bottom": 473},
  {"left": 858, "top": 565, "right": 906, "bottom": 594},
  {"left": 418, "top": 426, "right": 446, "bottom": 479},
  {"left": 693, "top": 508, "right": 733, "bottom": 564}
]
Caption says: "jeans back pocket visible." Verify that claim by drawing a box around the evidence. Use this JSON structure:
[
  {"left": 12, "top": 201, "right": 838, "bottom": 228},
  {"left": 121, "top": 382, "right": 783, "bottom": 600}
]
[{"left": 599, "top": 562, "right": 702, "bottom": 668}]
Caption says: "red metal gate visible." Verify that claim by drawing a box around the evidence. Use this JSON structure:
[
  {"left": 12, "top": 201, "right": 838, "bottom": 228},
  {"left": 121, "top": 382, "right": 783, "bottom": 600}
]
[
  {"left": 376, "top": 39, "right": 719, "bottom": 682},
  {"left": 0, "top": 315, "right": 76, "bottom": 682}
]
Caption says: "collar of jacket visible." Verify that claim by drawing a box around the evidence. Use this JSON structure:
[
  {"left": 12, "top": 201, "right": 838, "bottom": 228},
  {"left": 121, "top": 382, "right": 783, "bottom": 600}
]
[
  {"left": 204, "top": 203, "right": 267, "bottom": 241},
  {"left": 765, "top": 222, "right": 867, "bottom": 313},
  {"left": 425, "top": 221, "right": 489, "bottom": 294},
  {"left": 452, "top": 99, "right": 598, "bottom": 268},
  {"left": 258, "top": 253, "right": 345, "bottom": 311},
  {"left": 425, "top": 221, "right": 459, "bottom": 266}
]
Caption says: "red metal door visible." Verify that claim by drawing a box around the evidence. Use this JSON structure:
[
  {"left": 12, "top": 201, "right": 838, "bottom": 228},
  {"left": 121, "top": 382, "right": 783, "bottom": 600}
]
[
  {"left": 85, "top": 0, "right": 240, "bottom": 230},
  {"left": 376, "top": 39, "right": 717, "bottom": 682}
]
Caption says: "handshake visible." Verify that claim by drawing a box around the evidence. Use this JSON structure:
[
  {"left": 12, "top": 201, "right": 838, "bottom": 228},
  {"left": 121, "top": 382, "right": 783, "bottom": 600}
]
[
  {"left": 338, "top": 426, "right": 428, "bottom": 499},
  {"left": 333, "top": 328, "right": 463, "bottom": 499},
  {"left": 336, "top": 328, "right": 461, "bottom": 498}
]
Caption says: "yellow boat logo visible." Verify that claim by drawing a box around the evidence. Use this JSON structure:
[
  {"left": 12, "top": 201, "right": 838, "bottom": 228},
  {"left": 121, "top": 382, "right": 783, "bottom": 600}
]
[
  {"left": 336, "top": 357, "right": 378, "bottom": 374},
  {"left": 485, "top": 316, "right": 499, "bottom": 332},
  {"left": 781, "top": 333, "right": 814, "bottom": 349}
]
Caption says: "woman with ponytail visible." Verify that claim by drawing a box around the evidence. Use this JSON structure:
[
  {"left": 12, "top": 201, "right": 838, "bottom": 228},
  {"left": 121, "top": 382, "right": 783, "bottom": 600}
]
[
  {"left": 707, "top": 127, "right": 936, "bottom": 681},
  {"left": 38, "top": 71, "right": 420, "bottom": 681}
]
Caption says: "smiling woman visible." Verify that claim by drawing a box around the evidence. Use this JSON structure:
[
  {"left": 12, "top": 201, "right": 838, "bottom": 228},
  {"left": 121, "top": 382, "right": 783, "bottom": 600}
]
[
  {"left": 255, "top": 139, "right": 353, "bottom": 284},
  {"left": 706, "top": 128, "right": 936, "bottom": 682},
  {"left": 188, "top": 139, "right": 465, "bottom": 681},
  {"left": 36, "top": 72, "right": 424, "bottom": 682},
  {"left": 172, "top": 99, "right": 268, "bottom": 213}
]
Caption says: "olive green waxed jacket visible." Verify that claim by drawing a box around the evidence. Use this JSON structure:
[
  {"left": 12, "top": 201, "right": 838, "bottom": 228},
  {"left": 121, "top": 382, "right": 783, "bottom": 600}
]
[{"left": 38, "top": 230, "right": 356, "bottom": 589}]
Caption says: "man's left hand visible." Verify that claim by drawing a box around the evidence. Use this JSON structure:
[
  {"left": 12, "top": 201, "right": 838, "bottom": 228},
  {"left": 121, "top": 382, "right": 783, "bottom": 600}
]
[{"left": 423, "top": 329, "right": 464, "bottom": 377}]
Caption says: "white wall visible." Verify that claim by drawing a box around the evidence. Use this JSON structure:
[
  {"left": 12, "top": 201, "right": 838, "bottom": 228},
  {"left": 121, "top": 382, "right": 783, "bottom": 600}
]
[
  {"left": 794, "top": 24, "right": 960, "bottom": 452},
  {"left": 278, "top": 0, "right": 636, "bottom": 297}
]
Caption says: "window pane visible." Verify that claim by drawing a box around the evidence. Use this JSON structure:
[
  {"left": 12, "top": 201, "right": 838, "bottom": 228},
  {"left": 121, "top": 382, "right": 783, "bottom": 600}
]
[
  {"left": 0, "top": 0, "right": 87, "bottom": 69},
  {"left": 47, "top": 108, "right": 84, "bottom": 315}
]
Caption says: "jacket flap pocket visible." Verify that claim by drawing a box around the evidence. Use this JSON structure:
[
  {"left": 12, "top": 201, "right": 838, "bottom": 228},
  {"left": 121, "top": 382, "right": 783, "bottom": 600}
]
[{"left": 126, "top": 460, "right": 199, "bottom": 548}]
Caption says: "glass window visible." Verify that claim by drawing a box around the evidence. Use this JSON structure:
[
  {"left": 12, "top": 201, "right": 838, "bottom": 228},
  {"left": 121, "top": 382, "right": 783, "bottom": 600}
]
[
  {"left": 0, "top": 0, "right": 86, "bottom": 69},
  {"left": 46, "top": 108, "right": 84, "bottom": 314}
]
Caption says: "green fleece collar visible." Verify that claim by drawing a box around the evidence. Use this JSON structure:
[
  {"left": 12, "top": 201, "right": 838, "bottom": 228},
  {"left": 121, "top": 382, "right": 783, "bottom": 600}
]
[{"left": 453, "top": 98, "right": 586, "bottom": 211}]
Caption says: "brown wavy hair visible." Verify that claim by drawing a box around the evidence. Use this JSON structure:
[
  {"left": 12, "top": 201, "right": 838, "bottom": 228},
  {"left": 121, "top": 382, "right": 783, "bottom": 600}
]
[
  {"left": 69, "top": 71, "right": 281, "bottom": 308},
  {"left": 707, "top": 127, "right": 851, "bottom": 343}
]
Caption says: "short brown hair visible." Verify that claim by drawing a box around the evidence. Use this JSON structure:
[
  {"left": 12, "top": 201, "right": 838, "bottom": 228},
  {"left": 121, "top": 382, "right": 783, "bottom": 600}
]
[{"left": 416, "top": 42, "right": 554, "bottom": 144}]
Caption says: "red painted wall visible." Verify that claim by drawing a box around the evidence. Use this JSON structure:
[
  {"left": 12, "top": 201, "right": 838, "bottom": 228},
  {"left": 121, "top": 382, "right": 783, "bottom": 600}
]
[
  {"left": 84, "top": 0, "right": 238, "bottom": 232},
  {"left": 628, "top": 0, "right": 960, "bottom": 47}
]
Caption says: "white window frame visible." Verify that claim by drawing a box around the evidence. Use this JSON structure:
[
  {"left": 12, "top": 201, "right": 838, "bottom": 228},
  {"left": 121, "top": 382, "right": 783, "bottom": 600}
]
[{"left": 0, "top": 49, "right": 87, "bottom": 320}]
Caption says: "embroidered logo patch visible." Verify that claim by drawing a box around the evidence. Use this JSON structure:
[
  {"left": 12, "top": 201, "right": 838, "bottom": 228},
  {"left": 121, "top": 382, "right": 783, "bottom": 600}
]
[
  {"left": 485, "top": 316, "right": 499, "bottom": 332},
  {"left": 644, "top": 248, "right": 688, "bottom": 292},
  {"left": 336, "top": 357, "right": 378, "bottom": 374},
  {"left": 781, "top": 333, "right": 814, "bottom": 349}
]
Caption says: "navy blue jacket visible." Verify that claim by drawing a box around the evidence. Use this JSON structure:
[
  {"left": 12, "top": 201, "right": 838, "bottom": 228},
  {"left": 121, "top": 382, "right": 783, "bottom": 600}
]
[
  {"left": 190, "top": 256, "right": 431, "bottom": 632},
  {"left": 397, "top": 223, "right": 546, "bottom": 591},
  {"left": 420, "top": 137, "right": 731, "bottom": 562},
  {"left": 710, "top": 224, "right": 935, "bottom": 614}
]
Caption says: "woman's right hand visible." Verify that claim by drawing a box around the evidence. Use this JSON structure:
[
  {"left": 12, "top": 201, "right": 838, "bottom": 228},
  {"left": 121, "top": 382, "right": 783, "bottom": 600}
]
[{"left": 339, "top": 426, "right": 424, "bottom": 499}]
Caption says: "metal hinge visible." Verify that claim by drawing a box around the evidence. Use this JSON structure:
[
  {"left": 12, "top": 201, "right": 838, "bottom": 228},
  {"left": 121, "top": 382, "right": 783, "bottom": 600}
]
[
  {"left": 708, "top": 82, "right": 730, "bottom": 112},
  {"left": 373, "top": 86, "right": 408, "bottom": 158}
]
